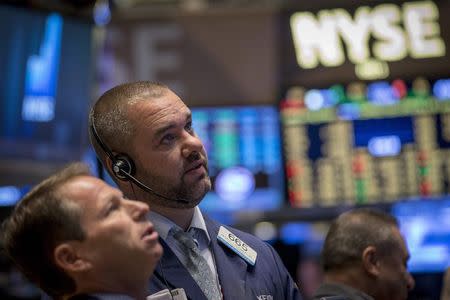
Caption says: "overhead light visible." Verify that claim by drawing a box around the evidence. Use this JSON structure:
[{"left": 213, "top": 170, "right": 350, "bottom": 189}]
[{"left": 93, "top": 0, "right": 111, "bottom": 26}]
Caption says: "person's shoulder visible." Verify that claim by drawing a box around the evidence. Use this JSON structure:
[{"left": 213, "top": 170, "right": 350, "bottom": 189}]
[
  {"left": 312, "top": 282, "right": 365, "bottom": 300},
  {"left": 69, "top": 293, "right": 134, "bottom": 300},
  {"left": 311, "top": 296, "right": 349, "bottom": 300}
]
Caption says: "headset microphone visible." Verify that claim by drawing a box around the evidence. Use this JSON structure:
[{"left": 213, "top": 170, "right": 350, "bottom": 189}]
[
  {"left": 117, "top": 169, "right": 190, "bottom": 204},
  {"left": 89, "top": 114, "right": 190, "bottom": 204}
]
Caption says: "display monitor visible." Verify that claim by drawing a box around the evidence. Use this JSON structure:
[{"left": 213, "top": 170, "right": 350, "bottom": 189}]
[
  {"left": 0, "top": 5, "right": 93, "bottom": 163},
  {"left": 0, "top": 5, "right": 93, "bottom": 201},
  {"left": 0, "top": 6, "right": 93, "bottom": 298},
  {"left": 192, "top": 106, "right": 285, "bottom": 214},
  {"left": 392, "top": 199, "right": 450, "bottom": 273},
  {"left": 281, "top": 77, "right": 450, "bottom": 207}
]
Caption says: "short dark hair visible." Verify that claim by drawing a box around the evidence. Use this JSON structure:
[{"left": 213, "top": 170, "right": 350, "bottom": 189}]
[
  {"left": 89, "top": 81, "right": 168, "bottom": 160},
  {"left": 1, "top": 163, "right": 91, "bottom": 298},
  {"left": 321, "top": 208, "right": 399, "bottom": 271}
]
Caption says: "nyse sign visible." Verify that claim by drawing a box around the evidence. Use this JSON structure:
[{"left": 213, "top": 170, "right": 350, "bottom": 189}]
[{"left": 290, "top": 1, "right": 446, "bottom": 79}]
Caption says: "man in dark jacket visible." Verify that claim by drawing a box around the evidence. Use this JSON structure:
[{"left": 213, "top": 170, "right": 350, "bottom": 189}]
[
  {"left": 313, "top": 208, "right": 415, "bottom": 300},
  {"left": 89, "top": 81, "right": 300, "bottom": 300}
]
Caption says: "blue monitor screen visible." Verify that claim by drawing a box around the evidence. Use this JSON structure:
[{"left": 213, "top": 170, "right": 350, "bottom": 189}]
[
  {"left": 0, "top": 5, "right": 93, "bottom": 162},
  {"left": 192, "top": 106, "right": 285, "bottom": 213},
  {"left": 392, "top": 199, "right": 450, "bottom": 273}
]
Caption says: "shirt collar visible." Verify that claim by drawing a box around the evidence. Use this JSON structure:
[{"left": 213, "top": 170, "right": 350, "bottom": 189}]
[
  {"left": 148, "top": 206, "right": 210, "bottom": 243},
  {"left": 148, "top": 210, "right": 174, "bottom": 240},
  {"left": 189, "top": 206, "right": 210, "bottom": 241}
]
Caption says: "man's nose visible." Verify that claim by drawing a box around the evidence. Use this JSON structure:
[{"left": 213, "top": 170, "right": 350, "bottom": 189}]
[{"left": 181, "top": 132, "right": 204, "bottom": 159}]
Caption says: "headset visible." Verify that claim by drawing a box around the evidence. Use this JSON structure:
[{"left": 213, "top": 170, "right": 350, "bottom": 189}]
[{"left": 89, "top": 114, "right": 189, "bottom": 204}]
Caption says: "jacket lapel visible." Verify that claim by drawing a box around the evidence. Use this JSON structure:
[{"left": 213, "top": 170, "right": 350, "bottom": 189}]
[
  {"left": 151, "top": 238, "right": 207, "bottom": 300},
  {"left": 204, "top": 216, "right": 251, "bottom": 299}
]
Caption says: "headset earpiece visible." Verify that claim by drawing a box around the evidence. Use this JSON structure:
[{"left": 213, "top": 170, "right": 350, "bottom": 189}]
[
  {"left": 89, "top": 117, "right": 136, "bottom": 181},
  {"left": 112, "top": 154, "right": 135, "bottom": 181}
]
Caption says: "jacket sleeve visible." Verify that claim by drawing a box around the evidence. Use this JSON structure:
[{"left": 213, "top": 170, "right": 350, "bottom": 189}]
[{"left": 267, "top": 243, "right": 303, "bottom": 300}]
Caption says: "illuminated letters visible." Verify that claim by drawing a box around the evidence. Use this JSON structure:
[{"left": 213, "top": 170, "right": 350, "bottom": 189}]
[
  {"left": 334, "top": 7, "right": 371, "bottom": 64},
  {"left": 290, "top": 1, "right": 446, "bottom": 72},
  {"left": 404, "top": 1, "right": 446, "bottom": 58},
  {"left": 371, "top": 4, "right": 407, "bottom": 61},
  {"left": 290, "top": 11, "right": 344, "bottom": 68}
]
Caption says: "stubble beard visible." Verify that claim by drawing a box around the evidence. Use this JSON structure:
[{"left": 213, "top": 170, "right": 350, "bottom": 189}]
[{"left": 140, "top": 171, "right": 211, "bottom": 209}]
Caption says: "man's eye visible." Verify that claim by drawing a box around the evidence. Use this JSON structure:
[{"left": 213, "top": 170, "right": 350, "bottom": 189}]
[
  {"left": 106, "top": 202, "right": 119, "bottom": 216},
  {"left": 185, "top": 121, "right": 193, "bottom": 132},
  {"left": 161, "top": 133, "right": 176, "bottom": 144}
]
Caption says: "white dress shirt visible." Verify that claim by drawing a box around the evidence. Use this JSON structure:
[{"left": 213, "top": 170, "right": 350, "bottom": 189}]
[{"left": 148, "top": 207, "right": 221, "bottom": 292}]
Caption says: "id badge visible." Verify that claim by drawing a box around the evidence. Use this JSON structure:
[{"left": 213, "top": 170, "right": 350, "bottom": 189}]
[{"left": 147, "top": 288, "right": 187, "bottom": 300}]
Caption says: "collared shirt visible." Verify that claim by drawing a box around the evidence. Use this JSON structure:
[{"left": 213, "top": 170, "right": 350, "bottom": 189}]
[{"left": 148, "top": 207, "right": 220, "bottom": 288}]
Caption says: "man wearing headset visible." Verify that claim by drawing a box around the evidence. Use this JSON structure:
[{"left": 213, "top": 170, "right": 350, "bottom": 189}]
[
  {"left": 88, "top": 81, "right": 300, "bottom": 300},
  {"left": 1, "top": 163, "right": 163, "bottom": 300}
]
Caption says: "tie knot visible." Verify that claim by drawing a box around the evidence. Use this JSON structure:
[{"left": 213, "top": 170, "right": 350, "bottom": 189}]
[
  {"left": 171, "top": 227, "right": 197, "bottom": 250},
  {"left": 169, "top": 227, "right": 221, "bottom": 300}
]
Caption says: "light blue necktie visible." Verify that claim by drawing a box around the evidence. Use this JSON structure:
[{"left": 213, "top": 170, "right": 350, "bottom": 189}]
[{"left": 171, "top": 227, "right": 221, "bottom": 300}]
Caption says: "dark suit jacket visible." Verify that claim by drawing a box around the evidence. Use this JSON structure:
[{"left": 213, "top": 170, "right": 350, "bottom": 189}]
[
  {"left": 68, "top": 295, "right": 99, "bottom": 300},
  {"left": 68, "top": 294, "right": 133, "bottom": 300},
  {"left": 149, "top": 215, "right": 301, "bottom": 300},
  {"left": 312, "top": 282, "right": 374, "bottom": 300}
]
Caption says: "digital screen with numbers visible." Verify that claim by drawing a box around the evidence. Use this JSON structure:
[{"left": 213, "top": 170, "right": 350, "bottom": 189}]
[
  {"left": 281, "top": 77, "right": 450, "bottom": 207},
  {"left": 191, "top": 106, "right": 285, "bottom": 213}
]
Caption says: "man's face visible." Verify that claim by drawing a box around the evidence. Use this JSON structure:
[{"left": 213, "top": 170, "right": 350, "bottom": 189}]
[
  {"left": 127, "top": 89, "right": 211, "bottom": 208},
  {"left": 62, "top": 176, "right": 163, "bottom": 278},
  {"left": 376, "top": 228, "right": 415, "bottom": 300}
]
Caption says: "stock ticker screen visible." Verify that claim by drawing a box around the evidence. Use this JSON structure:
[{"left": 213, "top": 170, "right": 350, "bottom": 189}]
[
  {"left": 281, "top": 77, "right": 450, "bottom": 208},
  {"left": 191, "top": 106, "right": 285, "bottom": 214}
]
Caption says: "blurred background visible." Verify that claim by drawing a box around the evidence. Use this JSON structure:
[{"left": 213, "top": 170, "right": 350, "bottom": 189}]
[{"left": 0, "top": 0, "right": 449, "bottom": 299}]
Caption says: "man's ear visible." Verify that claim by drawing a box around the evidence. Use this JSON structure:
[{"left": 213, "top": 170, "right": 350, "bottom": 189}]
[
  {"left": 361, "top": 246, "right": 380, "bottom": 277},
  {"left": 105, "top": 155, "right": 115, "bottom": 177},
  {"left": 54, "top": 243, "right": 91, "bottom": 273}
]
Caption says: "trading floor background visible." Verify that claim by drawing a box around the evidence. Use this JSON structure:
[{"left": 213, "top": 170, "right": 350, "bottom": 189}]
[{"left": 1, "top": 1, "right": 449, "bottom": 299}]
